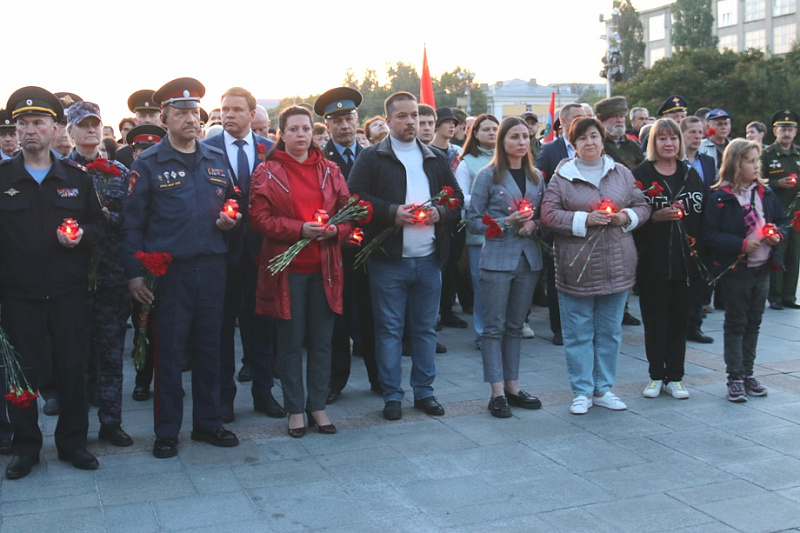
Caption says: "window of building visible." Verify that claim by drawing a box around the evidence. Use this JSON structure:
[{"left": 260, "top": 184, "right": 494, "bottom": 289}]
[
  {"left": 773, "top": 23, "right": 797, "bottom": 54},
  {"left": 745, "top": 29, "right": 767, "bottom": 51},
  {"left": 718, "top": 0, "right": 738, "bottom": 27},
  {"left": 744, "top": 0, "right": 765, "bottom": 21},
  {"left": 719, "top": 34, "right": 739, "bottom": 52},
  {"left": 649, "top": 14, "right": 666, "bottom": 41},
  {"left": 649, "top": 47, "right": 665, "bottom": 66},
  {"left": 774, "top": 0, "right": 796, "bottom": 17}
]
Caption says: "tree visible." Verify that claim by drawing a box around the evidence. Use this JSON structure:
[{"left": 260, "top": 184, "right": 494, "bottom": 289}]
[
  {"left": 613, "top": 0, "right": 645, "bottom": 81},
  {"left": 434, "top": 67, "right": 488, "bottom": 115},
  {"left": 386, "top": 61, "right": 420, "bottom": 95},
  {"left": 671, "top": 0, "right": 718, "bottom": 50}
]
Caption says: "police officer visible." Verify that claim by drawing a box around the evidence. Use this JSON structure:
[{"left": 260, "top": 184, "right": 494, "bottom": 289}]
[
  {"left": 116, "top": 90, "right": 161, "bottom": 168},
  {"left": 0, "top": 86, "right": 106, "bottom": 479},
  {"left": 121, "top": 77, "right": 241, "bottom": 459},
  {"left": 762, "top": 109, "right": 800, "bottom": 310},
  {"left": 64, "top": 101, "right": 133, "bottom": 447}
]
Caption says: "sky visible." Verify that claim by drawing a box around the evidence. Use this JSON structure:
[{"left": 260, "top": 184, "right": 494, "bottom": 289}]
[{"left": 3, "top": 0, "right": 673, "bottom": 130}]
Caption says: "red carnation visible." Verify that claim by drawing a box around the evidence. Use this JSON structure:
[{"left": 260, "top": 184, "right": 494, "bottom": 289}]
[
  {"left": 707, "top": 128, "right": 717, "bottom": 137},
  {"left": 447, "top": 198, "right": 461, "bottom": 209},
  {"left": 633, "top": 180, "right": 643, "bottom": 190},
  {"left": 257, "top": 144, "right": 267, "bottom": 153},
  {"left": 357, "top": 199, "right": 373, "bottom": 224},
  {"left": 482, "top": 214, "right": 494, "bottom": 226},
  {"left": 647, "top": 182, "right": 665, "bottom": 198},
  {"left": 441, "top": 186, "right": 454, "bottom": 199}
]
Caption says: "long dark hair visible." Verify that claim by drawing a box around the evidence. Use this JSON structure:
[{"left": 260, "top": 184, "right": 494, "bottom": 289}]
[
  {"left": 460, "top": 113, "right": 499, "bottom": 159},
  {"left": 490, "top": 117, "right": 541, "bottom": 186},
  {"left": 266, "top": 105, "right": 319, "bottom": 160}
]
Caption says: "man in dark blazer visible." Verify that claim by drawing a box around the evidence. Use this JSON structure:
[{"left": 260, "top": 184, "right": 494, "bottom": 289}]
[
  {"left": 202, "top": 87, "right": 284, "bottom": 422},
  {"left": 535, "top": 103, "right": 587, "bottom": 345},
  {"left": 313, "top": 87, "right": 381, "bottom": 404}
]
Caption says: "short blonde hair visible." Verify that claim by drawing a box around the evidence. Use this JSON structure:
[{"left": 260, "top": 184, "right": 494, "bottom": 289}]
[
  {"left": 713, "top": 139, "right": 767, "bottom": 191},
  {"left": 646, "top": 118, "right": 685, "bottom": 162}
]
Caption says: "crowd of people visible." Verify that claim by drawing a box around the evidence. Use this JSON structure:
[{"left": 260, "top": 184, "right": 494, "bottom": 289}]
[{"left": 0, "top": 78, "right": 798, "bottom": 481}]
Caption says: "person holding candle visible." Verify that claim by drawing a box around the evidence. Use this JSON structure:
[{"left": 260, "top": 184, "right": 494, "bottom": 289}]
[
  {"left": 541, "top": 117, "right": 650, "bottom": 415},
  {"left": 632, "top": 118, "right": 707, "bottom": 400},
  {"left": 0, "top": 86, "right": 106, "bottom": 479},
  {"left": 249, "top": 105, "right": 351, "bottom": 437},
  {"left": 466, "top": 117, "right": 546, "bottom": 418},
  {"left": 705, "top": 139, "right": 789, "bottom": 402}
]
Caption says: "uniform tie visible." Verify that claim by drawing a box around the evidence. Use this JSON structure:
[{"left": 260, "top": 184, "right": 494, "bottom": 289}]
[{"left": 343, "top": 147, "right": 354, "bottom": 174}]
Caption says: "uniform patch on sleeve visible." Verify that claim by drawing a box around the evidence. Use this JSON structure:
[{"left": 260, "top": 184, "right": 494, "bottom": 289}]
[
  {"left": 128, "top": 171, "right": 139, "bottom": 196},
  {"left": 57, "top": 188, "right": 79, "bottom": 197}
]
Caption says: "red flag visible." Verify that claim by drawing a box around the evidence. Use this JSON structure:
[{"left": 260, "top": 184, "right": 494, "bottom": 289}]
[
  {"left": 420, "top": 46, "right": 435, "bottom": 107},
  {"left": 544, "top": 92, "right": 556, "bottom": 143}
]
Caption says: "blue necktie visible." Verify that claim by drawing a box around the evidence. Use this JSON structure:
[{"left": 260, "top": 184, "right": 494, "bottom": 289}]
[{"left": 234, "top": 139, "right": 250, "bottom": 186}]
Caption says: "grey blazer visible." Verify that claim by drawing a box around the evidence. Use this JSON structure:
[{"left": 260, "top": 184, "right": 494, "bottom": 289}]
[{"left": 466, "top": 165, "right": 545, "bottom": 272}]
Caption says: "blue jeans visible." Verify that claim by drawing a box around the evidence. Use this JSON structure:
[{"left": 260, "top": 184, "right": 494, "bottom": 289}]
[
  {"left": 480, "top": 256, "right": 540, "bottom": 383},
  {"left": 368, "top": 253, "right": 441, "bottom": 402},
  {"left": 558, "top": 290, "right": 628, "bottom": 397},
  {"left": 468, "top": 246, "right": 484, "bottom": 343},
  {"left": 723, "top": 265, "right": 769, "bottom": 378}
]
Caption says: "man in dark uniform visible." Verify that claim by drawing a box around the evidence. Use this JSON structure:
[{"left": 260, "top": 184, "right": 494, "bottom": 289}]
[
  {"left": 116, "top": 90, "right": 161, "bottom": 168},
  {"left": 0, "top": 87, "right": 106, "bottom": 479},
  {"left": 314, "top": 87, "right": 381, "bottom": 404},
  {"left": 763, "top": 109, "right": 800, "bottom": 310},
  {"left": 121, "top": 77, "right": 240, "bottom": 459},
  {"left": 202, "top": 87, "right": 284, "bottom": 423},
  {"left": 0, "top": 109, "right": 17, "bottom": 160}
]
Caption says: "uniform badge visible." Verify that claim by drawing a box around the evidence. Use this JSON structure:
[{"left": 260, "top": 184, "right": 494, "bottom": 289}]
[
  {"left": 178, "top": 170, "right": 186, "bottom": 177},
  {"left": 171, "top": 171, "right": 177, "bottom": 180},
  {"left": 128, "top": 171, "right": 139, "bottom": 196},
  {"left": 57, "top": 188, "right": 79, "bottom": 198},
  {"left": 216, "top": 187, "right": 224, "bottom": 197},
  {"left": 4, "top": 188, "right": 20, "bottom": 197},
  {"left": 207, "top": 168, "right": 226, "bottom": 177},
  {"left": 770, "top": 160, "right": 781, "bottom": 169},
  {"left": 163, "top": 171, "right": 171, "bottom": 181}
]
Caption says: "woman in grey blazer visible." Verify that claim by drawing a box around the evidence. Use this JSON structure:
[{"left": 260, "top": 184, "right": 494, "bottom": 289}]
[{"left": 467, "top": 117, "right": 545, "bottom": 418}]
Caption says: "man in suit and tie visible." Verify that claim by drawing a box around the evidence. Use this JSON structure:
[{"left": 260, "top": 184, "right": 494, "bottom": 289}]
[
  {"left": 313, "top": 87, "right": 381, "bottom": 404},
  {"left": 535, "top": 103, "right": 588, "bottom": 346},
  {"left": 203, "top": 87, "right": 285, "bottom": 422}
]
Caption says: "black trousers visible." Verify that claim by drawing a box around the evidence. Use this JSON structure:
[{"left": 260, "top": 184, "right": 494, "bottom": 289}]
[
  {"left": 639, "top": 278, "right": 690, "bottom": 382},
  {"left": 2, "top": 287, "right": 89, "bottom": 456}
]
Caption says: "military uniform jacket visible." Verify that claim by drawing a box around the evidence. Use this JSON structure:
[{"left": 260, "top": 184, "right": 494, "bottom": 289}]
[
  {"left": 0, "top": 152, "right": 105, "bottom": 299},
  {"left": 121, "top": 136, "right": 234, "bottom": 279},
  {"left": 604, "top": 136, "right": 645, "bottom": 171},
  {"left": 761, "top": 142, "right": 800, "bottom": 209}
]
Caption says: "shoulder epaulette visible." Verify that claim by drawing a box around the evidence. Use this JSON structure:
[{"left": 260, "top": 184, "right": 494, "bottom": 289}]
[
  {"left": 63, "top": 158, "right": 87, "bottom": 172},
  {"left": 764, "top": 145, "right": 777, "bottom": 153}
]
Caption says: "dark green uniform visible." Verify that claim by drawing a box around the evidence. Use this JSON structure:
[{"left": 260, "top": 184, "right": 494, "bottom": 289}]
[
  {"left": 762, "top": 143, "right": 800, "bottom": 305},
  {"left": 604, "top": 136, "right": 644, "bottom": 170}
]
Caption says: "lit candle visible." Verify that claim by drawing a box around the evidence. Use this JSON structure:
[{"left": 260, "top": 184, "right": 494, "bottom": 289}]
[
  {"left": 762, "top": 223, "right": 777, "bottom": 238},
  {"left": 222, "top": 199, "right": 239, "bottom": 218},
  {"left": 313, "top": 209, "right": 329, "bottom": 224},
  {"left": 59, "top": 218, "right": 80, "bottom": 240},
  {"left": 411, "top": 206, "right": 430, "bottom": 221},
  {"left": 672, "top": 201, "right": 684, "bottom": 218},
  {"left": 347, "top": 227, "right": 364, "bottom": 245},
  {"left": 598, "top": 198, "right": 616, "bottom": 214},
  {"left": 518, "top": 200, "right": 533, "bottom": 216},
  {"left": 789, "top": 174, "right": 797, "bottom": 186}
]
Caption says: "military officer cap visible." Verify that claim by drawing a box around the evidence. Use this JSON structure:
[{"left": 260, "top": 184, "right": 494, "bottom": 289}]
[
  {"left": 772, "top": 109, "right": 799, "bottom": 128},
  {"left": 657, "top": 95, "right": 688, "bottom": 116},
  {"left": 126, "top": 124, "right": 166, "bottom": 150},
  {"left": 199, "top": 107, "right": 209, "bottom": 126},
  {"left": 314, "top": 87, "right": 362, "bottom": 119},
  {"left": 153, "top": 77, "right": 205, "bottom": 109},
  {"left": 705, "top": 109, "right": 730, "bottom": 122},
  {"left": 54, "top": 92, "right": 83, "bottom": 110},
  {"left": 452, "top": 108, "right": 467, "bottom": 124},
  {"left": 127, "top": 89, "right": 158, "bottom": 113},
  {"left": 6, "top": 86, "right": 65, "bottom": 122},
  {"left": 66, "top": 101, "right": 102, "bottom": 125},
  {"left": 0, "top": 109, "right": 14, "bottom": 131}
]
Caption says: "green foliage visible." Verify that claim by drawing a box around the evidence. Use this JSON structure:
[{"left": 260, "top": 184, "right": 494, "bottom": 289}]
[
  {"left": 671, "top": 0, "right": 718, "bottom": 50},
  {"left": 617, "top": 47, "right": 800, "bottom": 141},
  {"left": 613, "top": 0, "right": 646, "bottom": 81}
]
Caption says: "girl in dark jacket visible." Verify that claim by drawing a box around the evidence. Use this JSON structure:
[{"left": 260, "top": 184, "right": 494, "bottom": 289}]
[
  {"left": 633, "top": 118, "right": 706, "bottom": 400},
  {"left": 704, "top": 139, "right": 788, "bottom": 402}
]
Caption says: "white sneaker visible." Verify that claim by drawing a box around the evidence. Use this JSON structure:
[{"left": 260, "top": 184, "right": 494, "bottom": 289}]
[
  {"left": 521, "top": 323, "right": 535, "bottom": 339},
  {"left": 593, "top": 392, "right": 627, "bottom": 410},
  {"left": 665, "top": 381, "right": 690, "bottom": 399},
  {"left": 643, "top": 380, "right": 663, "bottom": 398},
  {"left": 570, "top": 395, "right": 592, "bottom": 415}
]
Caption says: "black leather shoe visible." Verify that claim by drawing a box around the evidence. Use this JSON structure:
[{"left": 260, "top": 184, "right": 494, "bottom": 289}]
[
  {"left": 132, "top": 385, "right": 150, "bottom": 401},
  {"left": 488, "top": 396, "right": 512, "bottom": 418},
  {"left": 254, "top": 393, "right": 286, "bottom": 418},
  {"left": 99, "top": 424, "right": 134, "bottom": 447},
  {"left": 622, "top": 312, "right": 641, "bottom": 326},
  {"left": 440, "top": 314, "right": 468, "bottom": 328},
  {"left": 783, "top": 301, "right": 800, "bottom": 309},
  {"left": 414, "top": 396, "right": 445, "bottom": 416},
  {"left": 42, "top": 397, "right": 59, "bottom": 416},
  {"left": 153, "top": 437, "right": 178, "bottom": 458},
  {"left": 383, "top": 400, "right": 402, "bottom": 420},
  {"left": 5, "top": 455, "right": 39, "bottom": 480},
  {"left": 770, "top": 301, "right": 784, "bottom": 310},
  {"left": 505, "top": 389, "right": 542, "bottom": 409},
  {"left": 0, "top": 439, "right": 12, "bottom": 455},
  {"left": 190, "top": 428, "right": 239, "bottom": 447},
  {"left": 221, "top": 401, "right": 235, "bottom": 423},
  {"left": 687, "top": 329, "right": 714, "bottom": 344},
  {"left": 436, "top": 342, "right": 447, "bottom": 354},
  {"left": 58, "top": 448, "right": 99, "bottom": 470},
  {"left": 552, "top": 332, "right": 564, "bottom": 346},
  {"left": 326, "top": 389, "right": 341, "bottom": 405},
  {"left": 237, "top": 364, "right": 252, "bottom": 382}
]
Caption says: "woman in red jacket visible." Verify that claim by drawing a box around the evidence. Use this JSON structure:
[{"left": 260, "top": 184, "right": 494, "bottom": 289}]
[{"left": 250, "top": 106, "right": 351, "bottom": 437}]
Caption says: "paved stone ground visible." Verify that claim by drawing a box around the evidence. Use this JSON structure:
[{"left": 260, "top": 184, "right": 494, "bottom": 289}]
[{"left": 1, "top": 293, "right": 800, "bottom": 532}]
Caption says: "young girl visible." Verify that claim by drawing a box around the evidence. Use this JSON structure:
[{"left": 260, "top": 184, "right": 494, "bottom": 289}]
[{"left": 704, "top": 139, "right": 789, "bottom": 402}]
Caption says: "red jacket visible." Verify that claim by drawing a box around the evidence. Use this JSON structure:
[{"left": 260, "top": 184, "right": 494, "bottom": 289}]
[{"left": 249, "top": 150, "right": 351, "bottom": 319}]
